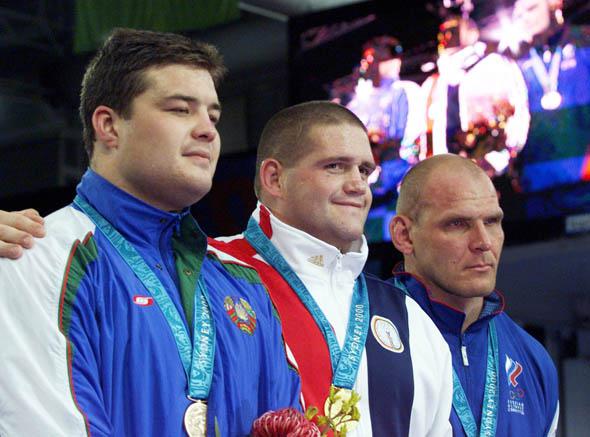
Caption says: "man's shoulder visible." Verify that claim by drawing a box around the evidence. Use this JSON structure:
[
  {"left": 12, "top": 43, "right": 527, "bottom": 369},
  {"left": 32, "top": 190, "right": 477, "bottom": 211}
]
[
  {"left": 364, "top": 273, "right": 444, "bottom": 336},
  {"left": 205, "top": 255, "right": 261, "bottom": 284},
  {"left": 495, "top": 313, "right": 556, "bottom": 370},
  {"left": 0, "top": 205, "right": 99, "bottom": 336},
  {"left": 205, "top": 238, "right": 266, "bottom": 287},
  {"left": 0, "top": 204, "right": 96, "bottom": 437},
  {"left": 46, "top": 205, "right": 96, "bottom": 242},
  {"left": 369, "top": 274, "right": 453, "bottom": 352},
  {"left": 1, "top": 205, "right": 95, "bottom": 271},
  {"left": 208, "top": 234, "right": 277, "bottom": 277},
  {"left": 209, "top": 234, "right": 254, "bottom": 260},
  {"left": 365, "top": 273, "right": 427, "bottom": 309},
  {"left": 364, "top": 272, "right": 404, "bottom": 292}
]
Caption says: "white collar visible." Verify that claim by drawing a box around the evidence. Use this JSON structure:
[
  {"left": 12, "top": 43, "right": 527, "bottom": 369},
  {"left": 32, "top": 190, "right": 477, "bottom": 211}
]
[{"left": 252, "top": 203, "right": 368, "bottom": 280}]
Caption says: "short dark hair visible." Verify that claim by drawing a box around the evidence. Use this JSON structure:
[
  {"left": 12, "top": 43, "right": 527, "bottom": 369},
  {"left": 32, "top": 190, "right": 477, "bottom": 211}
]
[
  {"left": 80, "top": 28, "right": 226, "bottom": 158},
  {"left": 254, "top": 101, "right": 367, "bottom": 198}
]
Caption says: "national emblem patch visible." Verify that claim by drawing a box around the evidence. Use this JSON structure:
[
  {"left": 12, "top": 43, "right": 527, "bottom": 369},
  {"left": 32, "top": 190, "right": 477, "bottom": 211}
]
[
  {"left": 505, "top": 354, "right": 523, "bottom": 387},
  {"left": 224, "top": 296, "right": 257, "bottom": 335},
  {"left": 370, "top": 315, "right": 404, "bottom": 353},
  {"left": 505, "top": 354, "right": 526, "bottom": 415}
]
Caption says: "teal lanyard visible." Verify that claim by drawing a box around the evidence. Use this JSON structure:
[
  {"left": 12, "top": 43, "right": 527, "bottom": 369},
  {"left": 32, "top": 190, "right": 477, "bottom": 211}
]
[
  {"left": 452, "top": 321, "right": 499, "bottom": 437},
  {"left": 244, "top": 217, "right": 369, "bottom": 389},
  {"left": 393, "top": 275, "right": 499, "bottom": 436},
  {"left": 74, "top": 195, "right": 215, "bottom": 400}
]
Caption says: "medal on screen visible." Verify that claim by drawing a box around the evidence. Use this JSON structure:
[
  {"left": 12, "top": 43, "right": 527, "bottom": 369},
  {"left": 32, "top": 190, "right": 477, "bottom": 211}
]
[
  {"left": 540, "top": 90, "right": 562, "bottom": 110},
  {"left": 529, "top": 47, "right": 563, "bottom": 111}
]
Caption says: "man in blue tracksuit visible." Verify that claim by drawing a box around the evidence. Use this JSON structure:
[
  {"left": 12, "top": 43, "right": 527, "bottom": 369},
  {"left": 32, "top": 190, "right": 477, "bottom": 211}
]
[
  {"left": 0, "top": 28, "right": 299, "bottom": 436},
  {"left": 389, "top": 154, "right": 559, "bottom": 436}
]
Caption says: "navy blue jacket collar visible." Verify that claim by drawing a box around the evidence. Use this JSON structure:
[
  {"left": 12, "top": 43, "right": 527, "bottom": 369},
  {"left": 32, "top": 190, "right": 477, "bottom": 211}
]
[
  {"left": 76, "top": 169, "right": 192, "bottom": 248},
  {"left": 391, "top": 266, "right": 505, "bottom": 336}
]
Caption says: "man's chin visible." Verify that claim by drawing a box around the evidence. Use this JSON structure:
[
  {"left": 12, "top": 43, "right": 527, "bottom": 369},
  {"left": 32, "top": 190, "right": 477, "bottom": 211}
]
[
  {"left": 448, "top": 278, "right": 495, "bottom": 299},
  {"left": 346, "top": 236, "right": 365, "bottom": 252},
  {"left": 174, "top": 182, "right": 212, "bottom": 209},
  {"left": 461, "top": 285, "right": 495, "bottom": 299}
]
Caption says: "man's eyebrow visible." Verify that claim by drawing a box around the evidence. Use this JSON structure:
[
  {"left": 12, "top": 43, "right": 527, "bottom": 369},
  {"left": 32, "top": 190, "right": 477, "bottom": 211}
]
[
  {"left": 317, "top": 155, "right": 349, "bottom": 164},
  {"left": 362, "top": 160, "right": 377, "bottom": 170},
  {"left": 441, "top": 210, "right": 504, "bottom": 222},
  {"left": 319, "top": 156, "right": 375, "bottom": 166},
  {"left": 440, "top": 213, "right": 470, "bottom": 222},
  {"left": 488, "top": 211, "right": 505, "bottom": 220},
  {"left": 164, "top": 94, "right": 222, "bottom": 111}
]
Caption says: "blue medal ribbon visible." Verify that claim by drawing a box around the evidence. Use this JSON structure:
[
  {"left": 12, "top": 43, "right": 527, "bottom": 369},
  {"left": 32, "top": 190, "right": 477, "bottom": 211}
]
[
  {"left": 244, "top": 216, "right": 369, "bottom": 390},
  {"left": 452, "top": 320, "right": 499, "bottom": 437},
  {"left": 393, "top": 275, "right": 499, "bottom": 436},
  {"left": 74, "top": 195, "right": 215, "bottom": 400}
]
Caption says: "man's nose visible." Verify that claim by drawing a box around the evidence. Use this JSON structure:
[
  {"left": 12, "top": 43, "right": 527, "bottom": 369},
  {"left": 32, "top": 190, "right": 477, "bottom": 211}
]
[
  {"left": 191, "top": 111, "right": 216, "bottom": 142},
  {"left": 470, "top": 222, "right": 492, "bottom": 252},
  {"left": 343, "top": 169, "right": 368, "bottom": 194}
]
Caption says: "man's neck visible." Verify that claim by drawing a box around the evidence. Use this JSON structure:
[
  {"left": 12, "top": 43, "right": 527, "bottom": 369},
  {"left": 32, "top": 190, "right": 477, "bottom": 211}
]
[
  {"left": 89, "top": 164, "right": 192, "bottom": 213},
  {"left": 406, "top": 266, "right": 485, "bottom": 333},
  {"left": 430, "top": 289, "right": 484, "bottom": 333},
  {"left": 460, "top": 297, "right": 484, "bottom": 333}
]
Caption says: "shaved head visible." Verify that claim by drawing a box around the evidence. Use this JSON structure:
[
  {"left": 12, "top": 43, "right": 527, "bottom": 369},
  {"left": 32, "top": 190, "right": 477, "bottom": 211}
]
[
  {"left": 397, "top": 154, "right": 490, "bottom": 222},
  {"left": 391, "top": 153, "right": 504, "bottom": 327}
]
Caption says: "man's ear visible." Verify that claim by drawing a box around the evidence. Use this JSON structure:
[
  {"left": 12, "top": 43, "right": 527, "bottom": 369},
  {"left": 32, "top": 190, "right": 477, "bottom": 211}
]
[
  {"left": 259, "top": 158, "right": 285, "bottom": 199},
  {"left": 92, "top": 105, "right": 120, "bottom": 150},
  {"left": 390, "top": 215, "right": 414, "bottom": 255}
]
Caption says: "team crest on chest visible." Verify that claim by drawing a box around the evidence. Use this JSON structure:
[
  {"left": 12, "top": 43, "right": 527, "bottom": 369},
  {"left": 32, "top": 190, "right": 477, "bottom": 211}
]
[
  {"left": 224, "top": 296, "right": 257, "bottom": 335},
  {"left": 370, "top": 315, "right": 404, "bottom": 353},
  {"left": 505, "top": 354, "right": 526, "bottom": 415}
]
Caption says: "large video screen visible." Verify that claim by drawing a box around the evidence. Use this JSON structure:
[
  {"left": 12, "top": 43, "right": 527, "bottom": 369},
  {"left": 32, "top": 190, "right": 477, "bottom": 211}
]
[{"left": 290, "top": 1, "right": 590, "bottom": 244}]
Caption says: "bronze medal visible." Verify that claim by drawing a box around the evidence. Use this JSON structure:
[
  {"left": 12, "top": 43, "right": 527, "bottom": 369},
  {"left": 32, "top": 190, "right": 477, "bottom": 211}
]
[{"left": 184, "top": 400, "right": 207, "bottom": 437}]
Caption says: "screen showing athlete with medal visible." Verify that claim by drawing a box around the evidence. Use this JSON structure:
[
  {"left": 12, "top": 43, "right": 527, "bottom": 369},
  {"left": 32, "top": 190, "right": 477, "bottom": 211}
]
[{"left": 511, "top": 0, "right": 590, "bottom": 216}]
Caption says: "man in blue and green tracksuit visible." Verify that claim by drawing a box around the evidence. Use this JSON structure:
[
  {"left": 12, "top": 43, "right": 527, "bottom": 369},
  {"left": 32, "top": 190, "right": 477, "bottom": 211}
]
[{"left": 0, "top": 28, "right": 299, "bottom": 437}]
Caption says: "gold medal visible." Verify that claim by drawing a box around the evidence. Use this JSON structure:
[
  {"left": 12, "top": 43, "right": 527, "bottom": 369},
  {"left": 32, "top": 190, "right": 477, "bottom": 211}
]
[
  {"left": 322, "top": 385, "right": 360, "bottom": 434},
  {"left": 184, "top": 399, "right": 207, "bottom": 437}
]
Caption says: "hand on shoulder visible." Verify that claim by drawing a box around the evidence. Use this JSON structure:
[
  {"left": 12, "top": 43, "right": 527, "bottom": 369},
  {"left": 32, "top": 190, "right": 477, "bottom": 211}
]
[{"left": 0, "top": 209, "right": 46, "bottom": 259}]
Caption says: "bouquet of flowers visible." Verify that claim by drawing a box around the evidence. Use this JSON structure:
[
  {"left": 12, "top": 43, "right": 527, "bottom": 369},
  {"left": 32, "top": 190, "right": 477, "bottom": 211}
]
[
  {"left": 252, "top": 387, "right": 361, "bottom": 437},
  {"left": 251, "top": 408, "right": 320, "bottom": 437},
  {"left": 450, "top": 98, "right": 518, "bottom": 177}
]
